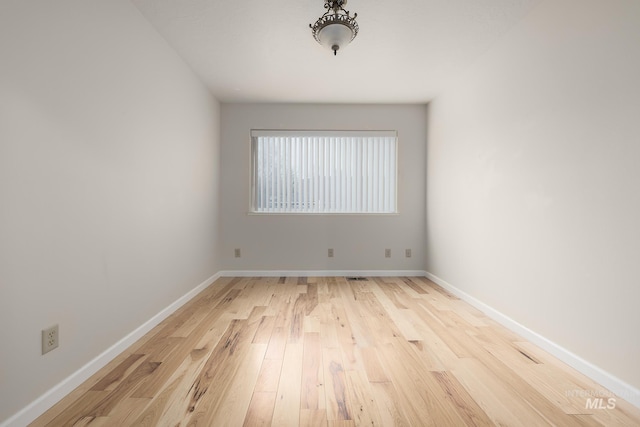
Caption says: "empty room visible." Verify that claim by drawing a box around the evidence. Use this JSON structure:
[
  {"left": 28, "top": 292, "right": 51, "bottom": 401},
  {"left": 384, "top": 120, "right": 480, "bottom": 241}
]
[{"left": 1, "top": 0, "right": 639, "bottom": 425}]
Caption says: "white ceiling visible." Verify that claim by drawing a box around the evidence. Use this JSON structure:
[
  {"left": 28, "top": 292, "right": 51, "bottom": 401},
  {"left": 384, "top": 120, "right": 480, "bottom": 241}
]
[{"left": 131, "top": 0, "right": 541, "bottom": 104}]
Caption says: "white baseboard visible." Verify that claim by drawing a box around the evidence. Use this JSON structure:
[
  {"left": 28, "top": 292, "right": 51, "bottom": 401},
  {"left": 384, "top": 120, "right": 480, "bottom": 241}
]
[
  {"left": 425, "top": 271, "right": 640, "bottom": 410},
  {"left": 218, "top": 270, "right": 428, "bottom": 277},
  {"left": 1, "top": 272, "right": 221, "bottom": 427}
]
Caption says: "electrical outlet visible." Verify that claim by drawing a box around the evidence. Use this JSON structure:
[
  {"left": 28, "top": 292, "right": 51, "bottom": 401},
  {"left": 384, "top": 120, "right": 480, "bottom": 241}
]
[
  {"left": 234, "top": 248, "right": 241, "bottom": 258},
  {"left": 328, "top": 248, "right": 334, "bottom": 258},
  {"left": 385, "top": 248, "right": 391, "bottom": 258},
  {"left": 42, "top": 324, "right": 59, "bottom": 355},
  {"left": 405, "top": 249, "right": 412, "bottom": 258}
]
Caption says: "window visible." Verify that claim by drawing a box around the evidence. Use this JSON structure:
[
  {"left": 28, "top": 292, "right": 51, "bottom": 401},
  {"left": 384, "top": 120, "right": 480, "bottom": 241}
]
[{"left": 251, "top": 130, "right": 397, "bottom": 214}]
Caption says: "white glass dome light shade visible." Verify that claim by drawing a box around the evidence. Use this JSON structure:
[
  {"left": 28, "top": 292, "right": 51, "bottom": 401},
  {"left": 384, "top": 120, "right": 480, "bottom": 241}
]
[{"left": 317, "top": 22, "right": 355, "bottom": 55}]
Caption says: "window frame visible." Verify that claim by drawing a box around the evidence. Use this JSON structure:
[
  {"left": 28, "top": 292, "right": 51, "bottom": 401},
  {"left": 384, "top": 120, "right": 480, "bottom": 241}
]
[{"left": 249, "top": 129, "right": 398, "bottom": 215}]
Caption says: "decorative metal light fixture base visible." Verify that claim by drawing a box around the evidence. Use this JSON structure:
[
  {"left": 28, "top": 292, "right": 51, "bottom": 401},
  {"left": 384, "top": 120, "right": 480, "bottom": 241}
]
[{"left": 310, "top": 0, "right": 359, "bottom": 56}]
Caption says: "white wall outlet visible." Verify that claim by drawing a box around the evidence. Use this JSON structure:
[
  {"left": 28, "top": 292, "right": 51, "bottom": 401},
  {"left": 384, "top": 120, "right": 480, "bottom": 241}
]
[
  {"left": 234, "top": 248, "right": 241, "bottom": 258},
  {"left": 405, "top": 249, "right": 412, "bottom": 258},
  {"left": 42, "top": 324, "right": 59, "bottom": 355},
  {"left": 385, "top": 248, "right": 391, "bottom": 258},
  {"left": 328, "top": 248, "right": 334, "bottom": 258}
]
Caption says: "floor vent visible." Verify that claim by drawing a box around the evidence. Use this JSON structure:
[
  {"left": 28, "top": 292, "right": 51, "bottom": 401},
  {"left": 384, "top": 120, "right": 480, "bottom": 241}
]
[{"left": 346, "top": 277, "right": 367, "bottom": 281}]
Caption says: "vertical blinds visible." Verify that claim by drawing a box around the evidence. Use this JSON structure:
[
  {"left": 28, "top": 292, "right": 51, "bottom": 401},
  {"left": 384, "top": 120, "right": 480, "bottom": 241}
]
[{"left": 251, "top": 130, "right": 397, "bottom": 213}]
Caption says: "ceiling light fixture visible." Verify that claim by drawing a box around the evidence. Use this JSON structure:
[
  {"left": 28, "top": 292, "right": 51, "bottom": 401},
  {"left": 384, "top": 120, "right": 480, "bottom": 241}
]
[{"left": 310, "top": 0, "right": 359, "bottom": 56}]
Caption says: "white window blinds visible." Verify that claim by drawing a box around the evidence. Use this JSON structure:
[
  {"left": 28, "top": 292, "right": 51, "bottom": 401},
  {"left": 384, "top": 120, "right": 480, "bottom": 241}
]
[{"left": 251, "top": 130, "right": 397, "bottom": 213}]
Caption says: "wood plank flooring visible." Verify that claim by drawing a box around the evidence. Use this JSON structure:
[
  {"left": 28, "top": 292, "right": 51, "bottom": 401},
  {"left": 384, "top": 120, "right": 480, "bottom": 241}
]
[{"left": 31, "top": 276, "right": 640, "bottom": 426}]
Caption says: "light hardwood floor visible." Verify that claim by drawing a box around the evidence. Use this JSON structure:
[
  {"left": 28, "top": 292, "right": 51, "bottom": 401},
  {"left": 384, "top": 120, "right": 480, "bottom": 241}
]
[{"left": 32, "top": 276, "right": 640, "bottom": 426}]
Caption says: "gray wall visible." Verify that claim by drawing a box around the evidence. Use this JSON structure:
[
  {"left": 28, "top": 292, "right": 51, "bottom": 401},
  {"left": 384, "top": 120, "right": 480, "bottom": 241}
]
[
  {"left": 220, "top": 103, "right": 426, "bottom": 272},
  {"left": 426, "top": 0, "right": 640, "bottom": 391},
  {"left": 0, "top": 0, "right": 221, "bottom": 421}
]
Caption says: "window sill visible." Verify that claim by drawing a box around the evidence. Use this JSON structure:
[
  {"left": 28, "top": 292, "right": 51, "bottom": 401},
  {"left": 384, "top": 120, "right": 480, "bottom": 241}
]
[{"left": 247, "top": 211, "right": 400, "bottom": 216}]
